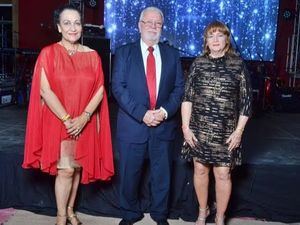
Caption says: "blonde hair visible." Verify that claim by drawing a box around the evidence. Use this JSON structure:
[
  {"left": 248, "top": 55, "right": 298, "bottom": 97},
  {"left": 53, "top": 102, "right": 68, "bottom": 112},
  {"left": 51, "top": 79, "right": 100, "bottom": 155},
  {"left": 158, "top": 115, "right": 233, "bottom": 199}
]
[{"left": 203, "top": 21, "right": 236, "bottom": 56}]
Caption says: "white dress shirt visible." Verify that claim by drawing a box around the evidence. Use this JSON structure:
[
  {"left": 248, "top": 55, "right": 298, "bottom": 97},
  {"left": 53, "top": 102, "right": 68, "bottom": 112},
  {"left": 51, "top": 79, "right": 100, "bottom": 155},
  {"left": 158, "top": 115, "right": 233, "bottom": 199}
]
[
  {"left": 140, "top": 39, "right": 167, "bottom": 118},
  {"left": 140, "top": 39, "right": 162, "bottom": 97}
]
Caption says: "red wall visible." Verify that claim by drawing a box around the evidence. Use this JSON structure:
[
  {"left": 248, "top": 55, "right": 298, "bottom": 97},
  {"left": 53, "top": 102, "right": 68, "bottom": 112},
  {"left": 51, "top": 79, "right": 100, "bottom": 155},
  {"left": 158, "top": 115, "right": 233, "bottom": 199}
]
[
  {"left": 84, "top": 3, "right": 104, "bottom": 25},
  {"left": 19, "top": 0, "right": 66, "bottom": 49},
  {"left": 18, "top": 0, "right": 104, "bottom": 49},
  {"left": 274, "top": 0, "right": 297, "bottom": 83}
]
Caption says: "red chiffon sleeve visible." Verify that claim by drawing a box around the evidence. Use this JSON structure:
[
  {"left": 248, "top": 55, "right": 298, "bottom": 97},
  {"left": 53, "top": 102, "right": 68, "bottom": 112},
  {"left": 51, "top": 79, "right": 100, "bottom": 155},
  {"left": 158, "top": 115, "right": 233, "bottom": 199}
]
[
  {"left": 79, "top": 54, "right": 114, "bottom": 183},
  {"left": 22, "top": 46, "right": 56, "bottom": 171}
]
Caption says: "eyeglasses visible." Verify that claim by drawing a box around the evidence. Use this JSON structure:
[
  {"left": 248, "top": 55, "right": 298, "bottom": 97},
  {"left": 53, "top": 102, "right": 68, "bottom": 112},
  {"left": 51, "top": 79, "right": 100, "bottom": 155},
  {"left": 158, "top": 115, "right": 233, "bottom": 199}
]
[{"left": 140, "top": 20, "right": 163, "bottom": 28}]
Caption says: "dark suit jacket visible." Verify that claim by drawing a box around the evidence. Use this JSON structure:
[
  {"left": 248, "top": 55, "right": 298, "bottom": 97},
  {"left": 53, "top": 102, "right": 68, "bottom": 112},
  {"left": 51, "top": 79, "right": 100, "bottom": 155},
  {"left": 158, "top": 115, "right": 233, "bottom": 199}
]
[{"left": 112, "top": 40, "right": 184, "bottom": 143}]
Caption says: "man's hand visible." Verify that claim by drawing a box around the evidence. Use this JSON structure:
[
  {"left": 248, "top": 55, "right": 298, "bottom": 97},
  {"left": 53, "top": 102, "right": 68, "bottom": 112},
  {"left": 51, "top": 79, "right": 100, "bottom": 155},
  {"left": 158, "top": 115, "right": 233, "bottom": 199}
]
[
  {"left": 153, "top": 109, "right": 165, "bottom": 123},
  {"left": 143, "top": 110, "right": 155, "bottom": 126},
  {"left": 143, "top": 110, "right": 160, "bottom": 127}
]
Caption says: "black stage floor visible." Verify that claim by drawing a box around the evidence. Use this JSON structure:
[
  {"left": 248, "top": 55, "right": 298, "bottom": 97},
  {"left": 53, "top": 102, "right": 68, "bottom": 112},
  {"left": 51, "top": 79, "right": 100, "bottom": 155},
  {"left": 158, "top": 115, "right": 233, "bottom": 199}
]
[{"left": 0, "top": 103, "right": 300, "bottom": 223}]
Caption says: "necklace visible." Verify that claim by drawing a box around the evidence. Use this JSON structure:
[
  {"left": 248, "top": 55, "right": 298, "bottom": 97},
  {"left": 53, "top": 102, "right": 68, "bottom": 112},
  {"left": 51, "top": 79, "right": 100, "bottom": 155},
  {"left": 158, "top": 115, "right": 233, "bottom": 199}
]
[{"left": 60, "top": 41, "right": 79, "bottom": 56}]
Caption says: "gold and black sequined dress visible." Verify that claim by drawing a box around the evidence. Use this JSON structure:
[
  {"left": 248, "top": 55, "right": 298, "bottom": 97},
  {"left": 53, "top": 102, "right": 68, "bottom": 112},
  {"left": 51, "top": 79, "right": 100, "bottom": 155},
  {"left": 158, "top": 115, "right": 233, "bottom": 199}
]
[{"left": 182, "top": 54, "right": 252, "bottom": 167}]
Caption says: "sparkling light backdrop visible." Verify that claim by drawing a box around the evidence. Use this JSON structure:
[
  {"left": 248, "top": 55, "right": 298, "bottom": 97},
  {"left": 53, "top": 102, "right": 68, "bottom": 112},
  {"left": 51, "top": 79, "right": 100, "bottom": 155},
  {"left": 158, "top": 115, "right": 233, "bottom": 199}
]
[{"left": 104, "top": 0, "right": 279, "bottom": 61}]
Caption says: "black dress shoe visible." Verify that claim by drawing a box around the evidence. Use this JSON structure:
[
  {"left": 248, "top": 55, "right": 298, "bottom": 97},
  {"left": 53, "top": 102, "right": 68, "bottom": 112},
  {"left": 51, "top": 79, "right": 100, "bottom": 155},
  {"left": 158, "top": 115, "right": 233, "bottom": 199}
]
[
  {"left": 119, "top": 219, "right": 134, "bottom": 225},
  {"left": 156, "top": 220, "right": 169, "bottom": 225}
]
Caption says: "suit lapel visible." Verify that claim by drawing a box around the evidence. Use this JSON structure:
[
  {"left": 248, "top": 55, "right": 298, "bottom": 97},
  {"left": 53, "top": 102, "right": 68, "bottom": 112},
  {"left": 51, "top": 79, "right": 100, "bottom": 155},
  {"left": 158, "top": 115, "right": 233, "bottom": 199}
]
[
  {"left": 132, "top": 41, "right": 146, "bottom": 77},
  {"left": 158, "top": 43, "right": 167, "bottom": 99},
  {"left": 132, "top": 40, "right": 150, "bottom": 100}
]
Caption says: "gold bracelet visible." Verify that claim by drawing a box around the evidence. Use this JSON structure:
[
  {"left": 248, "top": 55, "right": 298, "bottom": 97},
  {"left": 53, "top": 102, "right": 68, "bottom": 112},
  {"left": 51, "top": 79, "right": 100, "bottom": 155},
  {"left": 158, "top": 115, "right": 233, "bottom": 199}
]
[
  {"left": 235, "top": 127, "right": 244, "bottom": 133},
  {"left": 61, "top": 114, "right": 70, "bottom": 122}
]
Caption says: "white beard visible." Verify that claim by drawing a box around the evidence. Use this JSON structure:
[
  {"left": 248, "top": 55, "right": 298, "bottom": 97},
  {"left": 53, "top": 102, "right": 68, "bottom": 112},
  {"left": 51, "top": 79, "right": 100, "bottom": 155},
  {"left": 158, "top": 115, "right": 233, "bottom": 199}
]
[{"left": 143, "top": 31, "right": 161, "bottom": 43}]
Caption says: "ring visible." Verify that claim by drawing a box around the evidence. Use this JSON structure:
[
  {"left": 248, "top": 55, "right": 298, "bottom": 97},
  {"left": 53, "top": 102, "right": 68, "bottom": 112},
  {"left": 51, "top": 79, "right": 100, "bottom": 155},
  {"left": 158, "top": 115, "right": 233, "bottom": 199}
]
[{"left": 76, "top": 128, "right": 79, "bottom": 132}]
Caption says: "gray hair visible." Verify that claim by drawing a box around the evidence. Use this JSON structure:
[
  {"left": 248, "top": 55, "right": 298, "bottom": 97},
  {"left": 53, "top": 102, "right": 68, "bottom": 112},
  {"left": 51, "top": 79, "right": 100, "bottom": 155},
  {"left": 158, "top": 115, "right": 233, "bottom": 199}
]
[{"left": 139, "top": 6, "right": 164, "bottom": 23}]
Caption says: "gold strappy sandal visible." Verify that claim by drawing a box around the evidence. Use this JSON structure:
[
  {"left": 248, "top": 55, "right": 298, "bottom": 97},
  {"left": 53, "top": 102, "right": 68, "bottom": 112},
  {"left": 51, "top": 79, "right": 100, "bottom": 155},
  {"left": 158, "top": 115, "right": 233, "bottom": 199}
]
[
  {"left": 67, "top": 206, "right": 82, "bottom": 225},
  {"left": 55, "top": 214, "right": 67, "bottom": 225},
  {"left": 195, "top": 206, "right": 210, "bottom": 225}
]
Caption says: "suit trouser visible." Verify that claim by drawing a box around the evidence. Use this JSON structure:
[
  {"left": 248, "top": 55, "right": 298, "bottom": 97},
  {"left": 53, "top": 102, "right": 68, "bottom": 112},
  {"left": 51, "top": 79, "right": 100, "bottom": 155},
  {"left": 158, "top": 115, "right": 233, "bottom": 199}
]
[{"left": 118, "top": 135, "right": 173, "bottom": 222}]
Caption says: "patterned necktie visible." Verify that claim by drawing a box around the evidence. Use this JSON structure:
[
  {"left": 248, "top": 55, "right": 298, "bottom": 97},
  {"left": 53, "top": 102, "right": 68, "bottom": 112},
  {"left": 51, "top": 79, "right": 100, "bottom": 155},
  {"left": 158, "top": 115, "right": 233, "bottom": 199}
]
[{"left": 146, "top": 46, "right": 156, "bottom": 110}]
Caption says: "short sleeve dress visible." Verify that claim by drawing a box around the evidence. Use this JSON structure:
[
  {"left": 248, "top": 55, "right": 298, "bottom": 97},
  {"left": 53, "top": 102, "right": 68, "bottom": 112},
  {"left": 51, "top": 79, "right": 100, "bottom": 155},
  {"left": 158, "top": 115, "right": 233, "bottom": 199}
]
[
  {"left": 181, "top": 54, "right": 252, "bottom": 167},
  {"left": 22, "top": 43, "right": 114, "bottom": 184}
]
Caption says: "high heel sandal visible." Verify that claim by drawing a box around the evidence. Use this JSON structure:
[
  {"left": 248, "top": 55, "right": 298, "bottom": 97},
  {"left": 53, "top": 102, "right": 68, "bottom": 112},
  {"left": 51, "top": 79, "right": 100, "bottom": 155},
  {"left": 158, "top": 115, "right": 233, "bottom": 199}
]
[
  {"left": 67, "top": 206, "right": 82, "bottom": 225},
  {"left": 195, "top": 206, "right": 210, "bottom": 225},
  {"left": 55, "top": 214, "right": 67, "bottom": 225},
  {"left": 215, "top": 214, "right": 225, "bottom": 225}
]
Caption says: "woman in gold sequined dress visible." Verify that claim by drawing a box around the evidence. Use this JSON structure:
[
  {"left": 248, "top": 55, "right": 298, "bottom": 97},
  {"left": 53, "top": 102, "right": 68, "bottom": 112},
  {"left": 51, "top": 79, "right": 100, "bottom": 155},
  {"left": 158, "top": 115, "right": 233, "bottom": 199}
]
[{"left": 181, "top": 21, "right": 252, "bottom": 225}]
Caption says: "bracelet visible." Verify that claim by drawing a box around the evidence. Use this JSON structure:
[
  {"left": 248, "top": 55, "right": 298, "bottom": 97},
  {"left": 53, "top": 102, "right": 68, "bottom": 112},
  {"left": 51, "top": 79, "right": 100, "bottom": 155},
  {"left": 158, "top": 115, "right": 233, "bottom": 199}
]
[
  {"left": 61, "top": 114, "right": 70, "bottom": 122},
  {"left": 235, "top": 127, "right": 244, "bottom": 133},
  {"left": 83, "top": 111, "right": 92, "bottom": 121}
]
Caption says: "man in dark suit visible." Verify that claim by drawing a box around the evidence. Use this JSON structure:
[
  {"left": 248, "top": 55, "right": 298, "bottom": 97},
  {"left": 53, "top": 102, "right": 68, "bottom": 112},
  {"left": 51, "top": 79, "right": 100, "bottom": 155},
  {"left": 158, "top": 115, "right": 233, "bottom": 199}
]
[{"left": 112, "top": 6, "right": 184, "bottom": 225}]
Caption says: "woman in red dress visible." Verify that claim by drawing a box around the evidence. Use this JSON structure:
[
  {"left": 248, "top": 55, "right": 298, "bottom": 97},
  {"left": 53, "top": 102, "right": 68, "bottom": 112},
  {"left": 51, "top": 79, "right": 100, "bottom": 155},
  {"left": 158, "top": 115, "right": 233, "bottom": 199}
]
[{"left": 22, "top": 4, "right": 114, "bottom": 225}]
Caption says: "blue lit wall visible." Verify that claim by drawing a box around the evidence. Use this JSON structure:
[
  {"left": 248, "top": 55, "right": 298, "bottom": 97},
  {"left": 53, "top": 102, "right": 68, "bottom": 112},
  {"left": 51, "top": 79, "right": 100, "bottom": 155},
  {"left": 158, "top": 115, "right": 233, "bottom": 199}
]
[{"left": 104, "top": 0, "right": 279, "bottom": 61}]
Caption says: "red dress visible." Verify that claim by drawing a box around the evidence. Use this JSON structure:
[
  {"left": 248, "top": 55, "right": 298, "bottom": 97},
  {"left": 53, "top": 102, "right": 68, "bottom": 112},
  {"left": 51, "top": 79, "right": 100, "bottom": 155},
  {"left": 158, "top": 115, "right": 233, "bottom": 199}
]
[{"left": 22, "top": 43, "right": 114, "bottom": 184}]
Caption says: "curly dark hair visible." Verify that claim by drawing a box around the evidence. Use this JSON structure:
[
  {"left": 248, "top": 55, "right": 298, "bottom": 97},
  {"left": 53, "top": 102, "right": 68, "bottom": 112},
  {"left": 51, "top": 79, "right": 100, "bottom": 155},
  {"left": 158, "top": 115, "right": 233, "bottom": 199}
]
[{"left": 53, "top": 4, "right": 82, "bottom": 31}]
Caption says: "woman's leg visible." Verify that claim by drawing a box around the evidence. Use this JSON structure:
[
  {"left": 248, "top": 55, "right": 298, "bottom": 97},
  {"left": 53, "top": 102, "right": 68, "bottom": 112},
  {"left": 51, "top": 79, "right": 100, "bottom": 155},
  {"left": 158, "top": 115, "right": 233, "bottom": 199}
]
[
  {"left": 193, "top": 160, "right": 210, "bottom": 224},
  {"left": 213, "top": 166, "right": 231, "bottom": 225},
  {"left": 55, "top": 168, "right": 75, "bottom": 225},
  {"left": 67, "top": 169, "right": 82, "bottom": 225}
]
